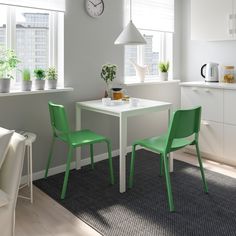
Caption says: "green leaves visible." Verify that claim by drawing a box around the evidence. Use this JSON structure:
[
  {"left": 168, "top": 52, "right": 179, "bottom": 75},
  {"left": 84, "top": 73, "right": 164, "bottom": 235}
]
[
  {"left": 158, "top": 61, "right": 169, "bottom": 73},
  {"left": 46, "top": 67, "right": 58, "bottom": 80},
  {"left": 101, "top": 63, "right": 117, "bottom": 84},
  {"left": 34, "top": 68, "right": 46, "bottom": 80},
  {"left": 0, "top": 47, "right": 20, "bottom": 79}
]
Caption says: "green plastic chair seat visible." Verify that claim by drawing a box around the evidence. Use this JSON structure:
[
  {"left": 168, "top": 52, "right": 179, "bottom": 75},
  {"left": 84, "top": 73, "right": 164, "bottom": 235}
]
[
  {"left": 134, "top": 135, "right": 193, "bottom": 154},
  {"left": 58, "top": 129, "right": 107, "bottom": 147}
]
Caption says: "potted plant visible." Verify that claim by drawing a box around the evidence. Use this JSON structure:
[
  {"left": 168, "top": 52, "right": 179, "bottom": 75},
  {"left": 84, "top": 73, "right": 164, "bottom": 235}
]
[
  {"left": 34, "top": 68, "right": 46, "bottom": 90},
  {"left": 158, "top": 61, "right": 169, "bottom": 81},
  {"left": 0, "top": 48, "right": 20, "bottom": 93},
  {"left": 21, "top": 69, "right": 32, "bottom": 91},
  {"left": 46, "top": 67, "right": 58, "bottom": 89},
  {"left": 101, "top": 63, "right": 117, "bottom": 97}
]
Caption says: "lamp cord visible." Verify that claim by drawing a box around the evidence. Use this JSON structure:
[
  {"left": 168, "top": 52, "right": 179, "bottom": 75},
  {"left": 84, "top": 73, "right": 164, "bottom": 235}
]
[{"left": 130, "top": 0, "right": 132, "bottom": 21}]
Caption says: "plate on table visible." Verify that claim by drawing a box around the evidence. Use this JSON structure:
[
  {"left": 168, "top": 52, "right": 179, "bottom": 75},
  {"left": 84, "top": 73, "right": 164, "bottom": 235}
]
[{"left": 110, "top": 100, "right": 124, "bottom": 106}]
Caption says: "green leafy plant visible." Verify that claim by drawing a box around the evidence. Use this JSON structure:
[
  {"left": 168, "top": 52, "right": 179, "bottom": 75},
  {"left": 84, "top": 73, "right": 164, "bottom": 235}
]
[
  {"left": 22, "top": 69, "right": 31, "bottom": 81},
  {"left": 101, "top": 63, "right": 117, "bottom": 84},
  {"left": 158, "top": 61, "right": 170, "bottom": 73},
  {"left": 0, "top": 47, "right": 20, "bottom": 79},
  {"left": 34, "top": 68, "right": 46, "bottom": 80},
  {"left": 46, "top": 67, "right": 58, "bottom": 80}
]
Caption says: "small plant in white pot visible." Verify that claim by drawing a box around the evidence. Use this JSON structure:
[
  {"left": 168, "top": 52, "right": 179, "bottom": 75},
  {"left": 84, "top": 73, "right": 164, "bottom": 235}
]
[
  {"left": 0, "top": 48, "right": 20, "bottom": 93},
  {"left": 46, "top": 67, "right": 58, "bottom": 89},
  {"left": 158, "top": 61, "right": 169, "bottom": 81},
  {"left": 101, "top": 63, "right": 117, "bottom": 98},
  {"left": 21, "top": 69, "right": 32, "bottom": 91},
  {"left": 34, "top": 68, "right": 46, "bottom": 90}
]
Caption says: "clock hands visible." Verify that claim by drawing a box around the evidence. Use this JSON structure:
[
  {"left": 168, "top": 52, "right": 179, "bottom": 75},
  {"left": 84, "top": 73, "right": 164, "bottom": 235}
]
[
  {"left": 95, "top": 1, "right": 103, "bottom": 7},
  {"left": 88, "top": 0, "right": 96, "bottom": 7}
]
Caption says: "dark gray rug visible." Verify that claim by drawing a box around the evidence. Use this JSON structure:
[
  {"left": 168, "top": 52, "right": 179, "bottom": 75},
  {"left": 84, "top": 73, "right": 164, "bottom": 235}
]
[{"left": 34, "top": 149, "right": 236, "bottom": 236}]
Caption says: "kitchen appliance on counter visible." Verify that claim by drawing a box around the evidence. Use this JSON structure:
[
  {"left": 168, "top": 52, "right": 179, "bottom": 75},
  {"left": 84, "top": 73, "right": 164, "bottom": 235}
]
[{"left": 201, "top": 62, "right": 219, "bottom": 82}]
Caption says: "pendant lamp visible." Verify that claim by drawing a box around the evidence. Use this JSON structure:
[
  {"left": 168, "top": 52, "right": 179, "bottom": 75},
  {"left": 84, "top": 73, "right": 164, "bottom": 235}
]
[{"left": 114, "top": 0, "right": 147, "bottom": 45}]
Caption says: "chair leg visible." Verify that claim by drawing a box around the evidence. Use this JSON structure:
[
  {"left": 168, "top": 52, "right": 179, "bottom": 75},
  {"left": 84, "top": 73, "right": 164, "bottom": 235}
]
[
  {"left": 44, "top": 137, "right": 55, "bottom": 178},
  {"left": 159, "top": 156, "right": 164, "bottom": 177},
  {"left": 195, "top": 142, "right": 208, "bottom": 193},
  {"left": 61, "top": 146, "right": 74, "bottom": 200},
  {"left": 129, "top": 145, "right": 137, "bottom": 189},
  {"left": 90, "top": 144, "right": 94, "bottom": 169},
  {"left": 106, "top": 140, "right": 114, "bottom": 185},
  {"left": 163, "top": 153, "right": 175, "bottom": 212}
]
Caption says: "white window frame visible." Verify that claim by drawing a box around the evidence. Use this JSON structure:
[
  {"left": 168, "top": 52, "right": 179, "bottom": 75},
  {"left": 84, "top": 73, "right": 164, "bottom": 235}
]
[
  {"left": 3, "top": 5, "right": 64, "bottom": 88},
  {"left": 124, "top": 30, "right": 173, "bottom": 83}
]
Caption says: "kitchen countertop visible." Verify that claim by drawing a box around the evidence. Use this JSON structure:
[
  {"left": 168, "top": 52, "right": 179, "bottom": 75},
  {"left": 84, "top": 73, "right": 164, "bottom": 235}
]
[{"left": 180, "top": 81, "right": 236, "bottom": 90}]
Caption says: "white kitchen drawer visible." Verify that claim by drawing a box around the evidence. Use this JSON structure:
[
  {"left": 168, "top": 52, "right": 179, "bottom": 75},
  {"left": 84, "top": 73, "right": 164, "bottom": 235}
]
[
  {"left": 223, "top": 124, "right": 236, "bottom": 166},
  {"left": 198, "top": 120, "right": 223, "bottom": 158},
  {"left": 224, "top": 90, "right": 236, "bottom": 125},
  {"left": 181, "top": 87, "right": 223, "bottom": 122}
]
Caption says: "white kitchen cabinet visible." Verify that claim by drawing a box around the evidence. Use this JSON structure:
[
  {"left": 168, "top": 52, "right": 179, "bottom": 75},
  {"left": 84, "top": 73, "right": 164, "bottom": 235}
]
[
  {"left": 181, "top": 82, "right": 236, "bottom": 167},
  {"left": 223, "top": 124, "right": 236, "bottom": 166},
  {"left": 181, "top": 86, "right": 223, "bottom": 122},
  {"left": 224, "top": 89, "right": 236, "bottom": 125},
  {"left": 191, "top": 0, "right": 236, "bottom": 41},
  {"left": 199, "top": 121, "right": 223, "bottom": 158}
]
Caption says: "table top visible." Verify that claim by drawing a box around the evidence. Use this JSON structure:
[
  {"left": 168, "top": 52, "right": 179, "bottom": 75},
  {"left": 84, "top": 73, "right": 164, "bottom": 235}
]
[{"left": 76, "top": 98, "right": 172, "bottom": 117}]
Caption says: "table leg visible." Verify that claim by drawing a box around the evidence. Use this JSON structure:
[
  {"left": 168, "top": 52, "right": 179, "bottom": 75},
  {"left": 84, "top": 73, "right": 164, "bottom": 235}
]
[
  {"left": 75, "top": 104, "right": 82, "bottom": 170},
  {"left": 29, "top": 144, "right": 33, "bottom": 203},
  {"left": 119, "top": 114, "right": 127, "bottom": 193},
  {"left": 168, "top": 107, "right": 174, "bottom": 172}
]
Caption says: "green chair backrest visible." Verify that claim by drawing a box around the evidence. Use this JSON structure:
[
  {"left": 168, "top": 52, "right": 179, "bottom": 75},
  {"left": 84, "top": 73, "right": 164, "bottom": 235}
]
[
  {"left": 48, "top": 101, "right": 70, "bottom": 136},
  {"left": 165, "top": 106, "right": 201, "bottom": 152}
]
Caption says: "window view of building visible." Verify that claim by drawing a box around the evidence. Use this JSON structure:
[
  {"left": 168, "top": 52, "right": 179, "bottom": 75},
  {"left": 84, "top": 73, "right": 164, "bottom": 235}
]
[
  {"left": 15, "top": 9, "right": 49, "bottom": 81},
  {"left": 0, "top": 7, "right": 6, "bottom": 47}
]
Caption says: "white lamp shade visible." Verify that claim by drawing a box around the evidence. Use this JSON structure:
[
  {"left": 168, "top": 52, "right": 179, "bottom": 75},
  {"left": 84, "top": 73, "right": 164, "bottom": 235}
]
[{"left": 114, "top": 21, "right": 147, "bottom": 45}]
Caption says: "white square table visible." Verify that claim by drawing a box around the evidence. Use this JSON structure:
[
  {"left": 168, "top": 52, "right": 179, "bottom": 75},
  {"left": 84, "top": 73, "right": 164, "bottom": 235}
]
[{"left": 75, "top": 98, "right": 173, "bottom": 193}]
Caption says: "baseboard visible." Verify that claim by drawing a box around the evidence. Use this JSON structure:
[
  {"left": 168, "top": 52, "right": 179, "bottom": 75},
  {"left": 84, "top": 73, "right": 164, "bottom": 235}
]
[{"left": 21, "top": 146, "right": 134, "bottom": 185}]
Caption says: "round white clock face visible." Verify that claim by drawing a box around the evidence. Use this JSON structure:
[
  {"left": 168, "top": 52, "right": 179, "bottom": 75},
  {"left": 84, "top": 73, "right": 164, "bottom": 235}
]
[{"left": 85, "top": 0, "right": 104, "bottom": 18}]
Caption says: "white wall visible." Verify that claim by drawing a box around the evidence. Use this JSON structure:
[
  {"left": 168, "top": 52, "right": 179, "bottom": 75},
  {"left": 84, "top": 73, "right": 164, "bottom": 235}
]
[
  {"left": 0, "top": 0, "right": 181, "bottom": 176},
  {"left": 181, "top": 0, "right": 236, "bottom": 82}
]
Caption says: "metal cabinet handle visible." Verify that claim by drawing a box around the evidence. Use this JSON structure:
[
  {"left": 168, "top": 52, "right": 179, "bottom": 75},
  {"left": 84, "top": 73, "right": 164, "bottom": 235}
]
[{"left": 201, "top": 121, "right": 210, "bottom": 126}]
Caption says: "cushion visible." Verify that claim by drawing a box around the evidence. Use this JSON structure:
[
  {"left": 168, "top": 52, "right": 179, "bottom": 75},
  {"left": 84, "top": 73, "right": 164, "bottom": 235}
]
[
  {"left": 0, "top": 127, "right": 14, "bottom": 169},
  {"left": 0, "top": 189, "right": 9, "bottom": 207}
]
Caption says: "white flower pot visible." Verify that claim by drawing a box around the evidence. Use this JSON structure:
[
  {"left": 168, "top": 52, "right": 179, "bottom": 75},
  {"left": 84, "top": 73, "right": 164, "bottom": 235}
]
[
  {"left": 47, "top": 80, "right": 57, "bottom": 89},
  {"left": 0, "top": 78, "right": 11, "bottom": 93},
  {"left": 160, "top": 72, "right": 168, "bottom": 81},
  {"left": 34, "top": 80, "right": 45, "bottom": 90},
  {"left": 21, "top": 81, "right": 32, "bottom": 91}
]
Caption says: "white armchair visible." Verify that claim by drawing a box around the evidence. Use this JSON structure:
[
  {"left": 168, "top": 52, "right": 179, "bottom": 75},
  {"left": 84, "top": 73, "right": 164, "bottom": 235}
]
[{"left": 0, "top": 133, "right": 25, "bottom": 236}]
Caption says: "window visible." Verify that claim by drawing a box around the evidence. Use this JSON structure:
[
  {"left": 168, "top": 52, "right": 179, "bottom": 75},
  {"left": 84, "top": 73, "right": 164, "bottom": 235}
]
[
  {"left": 124, "top": 0, "right": 174, "bottom": 82},
  {"left": 0, "top": 0, "right": 65, "bottom": 88},
  {"left": 0, "top": 6, "right": 7, "bottom": 48}
]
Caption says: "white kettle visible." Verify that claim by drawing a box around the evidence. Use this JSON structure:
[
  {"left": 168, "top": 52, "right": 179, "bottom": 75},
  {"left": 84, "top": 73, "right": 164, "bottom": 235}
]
[{"left": 201, "top": 63, "right": 219, "bottom": 82}]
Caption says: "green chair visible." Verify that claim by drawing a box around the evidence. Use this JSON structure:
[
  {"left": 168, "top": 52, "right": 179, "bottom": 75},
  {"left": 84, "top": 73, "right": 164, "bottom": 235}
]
[
  {"left": 129, "top": 106, "right": 208, "bottom": 212},
  {"left": 45, "top": 101, "right": 114, "bottom": 199}
]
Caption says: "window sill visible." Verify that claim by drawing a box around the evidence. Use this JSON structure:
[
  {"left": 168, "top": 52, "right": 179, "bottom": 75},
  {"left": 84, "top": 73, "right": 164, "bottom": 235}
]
[
  {"left": 0, "top": 87, "right": 73, "bottom": 97},
  {"left": 123, "top": 79, "right": 180, "bottom": 87}
]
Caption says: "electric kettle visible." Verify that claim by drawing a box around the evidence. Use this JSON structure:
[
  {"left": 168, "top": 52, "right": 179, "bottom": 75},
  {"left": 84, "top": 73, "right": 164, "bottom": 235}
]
[{"left": 201, "top": 63, "right": 219, "bottom": 82}]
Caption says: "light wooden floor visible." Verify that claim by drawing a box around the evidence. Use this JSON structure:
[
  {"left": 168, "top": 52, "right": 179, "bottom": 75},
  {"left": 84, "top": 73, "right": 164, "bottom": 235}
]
[
  {"left": 16, "top": 187, "right": 101, "bottom": 236},
  {"left": 15, "top": 151, "right": 236, "bottom": 236}
]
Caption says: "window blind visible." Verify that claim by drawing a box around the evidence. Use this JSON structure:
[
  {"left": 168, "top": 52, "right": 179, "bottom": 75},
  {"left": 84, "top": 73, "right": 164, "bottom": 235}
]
[
  {"left": 0, "top": 0, "right": 65, "bottom": 12},
  {"left": 131, "top": 0, "right": 174, "bottom": 33}
]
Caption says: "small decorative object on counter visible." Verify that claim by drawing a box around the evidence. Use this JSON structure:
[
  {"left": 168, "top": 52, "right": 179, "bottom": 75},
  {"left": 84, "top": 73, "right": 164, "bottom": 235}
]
[
  {"left": 112, "top": 88, "right": 123, "bottom": 100},
  {"left": 34, "top": 68, "right": 46, "bottom": 90},
  {"left": 21, "top": 69, "right": 32, "bottom": 91},
  {"left": 101, "top": 63, "right": 117, "bottom": 98},
  {"left": 223, "top": 66, "right": 234, "bottom": 83},
  {"left": 158, "top": 61, "right": 169, "bottom": 81},
  {"left": 46, "top": 67, "right": 58, "bottom": 89}
]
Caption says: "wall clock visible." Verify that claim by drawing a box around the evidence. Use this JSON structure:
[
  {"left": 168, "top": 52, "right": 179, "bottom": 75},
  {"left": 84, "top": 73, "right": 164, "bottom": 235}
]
[{"left": 85, "top": 0, "right": 105, "bottom": 18}]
